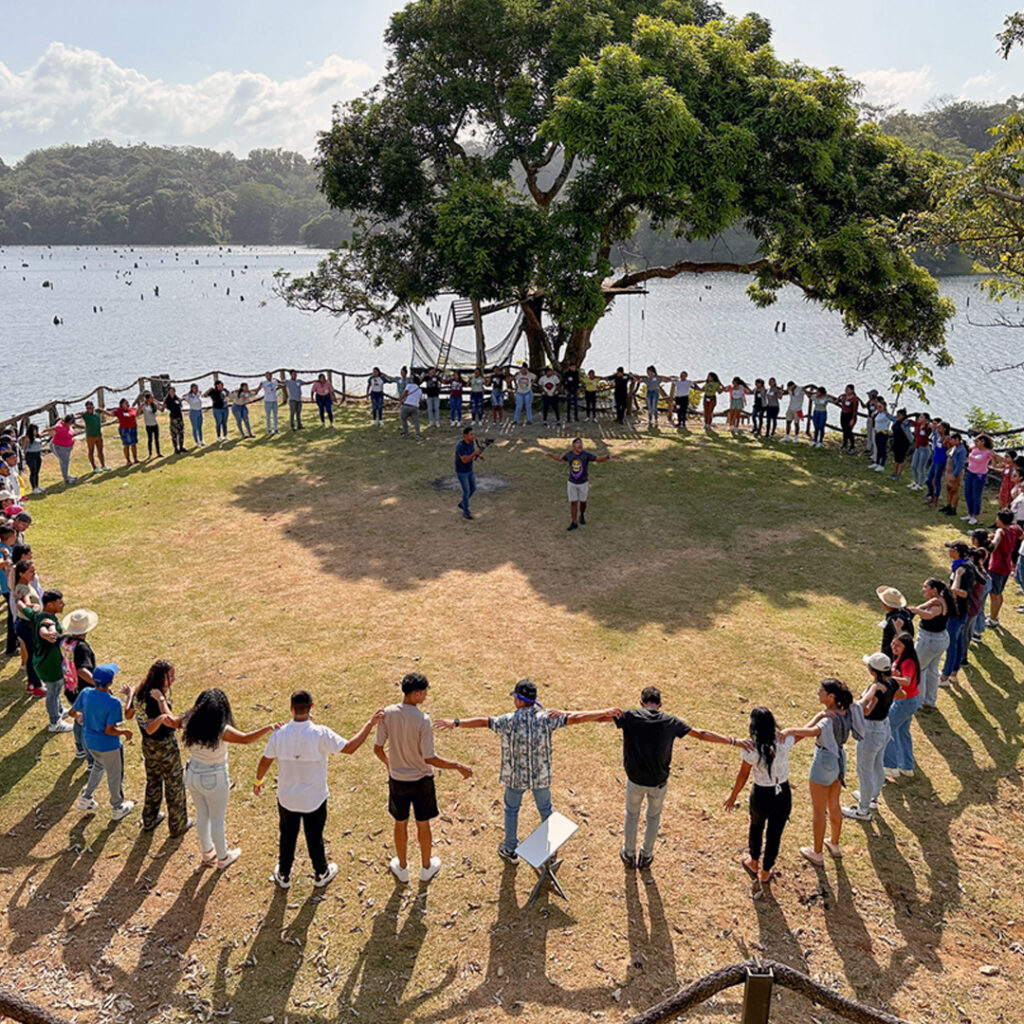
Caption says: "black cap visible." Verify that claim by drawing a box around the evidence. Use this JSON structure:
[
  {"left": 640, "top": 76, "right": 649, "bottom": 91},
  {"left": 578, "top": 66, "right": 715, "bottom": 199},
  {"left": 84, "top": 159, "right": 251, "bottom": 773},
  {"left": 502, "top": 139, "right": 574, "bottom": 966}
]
[{"left": 512, "top": 679, "right": 537, "bottom": 702}]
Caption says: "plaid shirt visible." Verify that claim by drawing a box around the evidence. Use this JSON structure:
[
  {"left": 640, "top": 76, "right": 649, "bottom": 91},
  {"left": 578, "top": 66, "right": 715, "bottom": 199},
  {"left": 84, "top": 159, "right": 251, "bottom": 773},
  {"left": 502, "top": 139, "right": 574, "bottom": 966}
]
[{"left": 488, "top": 707, "right": 567, "bottom": 790}]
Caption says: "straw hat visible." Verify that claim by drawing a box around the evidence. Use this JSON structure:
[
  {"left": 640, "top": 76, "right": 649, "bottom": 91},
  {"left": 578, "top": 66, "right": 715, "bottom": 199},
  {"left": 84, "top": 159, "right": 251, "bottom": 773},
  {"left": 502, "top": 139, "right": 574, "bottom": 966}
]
[
  {"left": 62, "top": 608, "right": 98, "bottom": 635},
  {"left": 875, "top": 586, "right": 905, "bottom": 608}
]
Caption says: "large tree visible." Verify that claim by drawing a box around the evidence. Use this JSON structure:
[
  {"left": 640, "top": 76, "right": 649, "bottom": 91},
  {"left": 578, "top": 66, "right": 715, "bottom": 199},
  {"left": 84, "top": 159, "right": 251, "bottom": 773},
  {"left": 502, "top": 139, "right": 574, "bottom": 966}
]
[{"left": 279, "top": 1, "right": 953, "bottom": 369}]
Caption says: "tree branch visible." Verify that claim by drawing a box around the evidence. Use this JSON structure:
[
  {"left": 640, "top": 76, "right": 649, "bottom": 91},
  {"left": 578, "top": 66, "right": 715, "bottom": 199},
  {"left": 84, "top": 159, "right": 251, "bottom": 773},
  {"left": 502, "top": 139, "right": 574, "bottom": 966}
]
[
  {"left": 538, "top": 154, "right": 575, "bottom": 208},
  {"left": 610, "top": 258, "right": 774, "bottom": 291}
]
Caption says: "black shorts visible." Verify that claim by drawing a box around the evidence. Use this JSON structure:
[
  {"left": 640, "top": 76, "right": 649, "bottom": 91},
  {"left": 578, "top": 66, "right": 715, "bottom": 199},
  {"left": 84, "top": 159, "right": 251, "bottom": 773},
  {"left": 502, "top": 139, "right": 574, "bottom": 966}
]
[
  {"left": 388, "top": 775, "right": 438, "bottom": 822},
  {"left": 990, "top": 571, "right": 1009, "bottom": 595}
]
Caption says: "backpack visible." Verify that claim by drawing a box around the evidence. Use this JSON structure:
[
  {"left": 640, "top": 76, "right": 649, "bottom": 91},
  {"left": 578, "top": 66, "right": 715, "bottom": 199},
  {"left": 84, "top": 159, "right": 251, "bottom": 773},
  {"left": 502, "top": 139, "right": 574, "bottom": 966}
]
[{"left": 60, "top": 636, "right": 79, "bottom": 697}]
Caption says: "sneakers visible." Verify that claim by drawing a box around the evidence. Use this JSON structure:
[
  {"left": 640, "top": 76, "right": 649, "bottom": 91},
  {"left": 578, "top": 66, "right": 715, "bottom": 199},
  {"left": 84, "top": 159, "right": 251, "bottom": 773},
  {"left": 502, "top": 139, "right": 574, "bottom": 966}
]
[
  {"left": 76, "top": 794, "right": 98, "bottom": 812},
  {"left": 389, "top": 856, "right": 410, "bottom": 884},
  {"left": 32, "top": 487, "right": 45, "bottom": 494},
  {"left": 900, "top": 768, "right": 915, "bottom": 777},
  {"left": 141, "top": 811, "right": 166, "bottom": 832},
  {"left": 111, "top": 801, "right": 136, "bottom": 821},
  {"left": 313, "top": 862, "right": 338, "bottom": 888},
  {"left": 851, "top": 790, "right": 878, "bottom": 809},
  {"left": 799, "top": 846, "right": 824, "bottom": 865},
  {"left": 47, "top": 720, "right": 74, "bottom": 733},
  {"left": 567, "top": 522, "right": 579, "bottom": 531},
  {"left": 216, "top": 848, "right": 241, "bottom": 870},
  {"left": 841, "top": 805, "right": 872, "bottom": 821},
  {"left": 967, "top": 516, "right": 978, "bottom": 525},
  {"left": 420, "top": 857, "right": 442, "bottom": 883},
  {"left": 619, "top": 846, "right": 636, "bottom": 869},
  {"left": 271, "top": 865, "right": 292, "bottom": 888},
  {"left": 578, "top": 512, "right": 586, "bottom": 525},
  {"left": 497, "top": 844, "right": 519, "bottom": 865},
  {"left": 28, "top": 686, "right": 47, "bottom": 697},
  {"left": 986, "top": 617, "right": 1000, "bottom": 628},
  {"left": 636, "top": 852, "right": 654, "bottom": 871},
  {"left": 74, "top": 750, "right": 88, "bottom": 760},
  {"left": 960, "top": 514, "right": 972, "bottom": 521}
]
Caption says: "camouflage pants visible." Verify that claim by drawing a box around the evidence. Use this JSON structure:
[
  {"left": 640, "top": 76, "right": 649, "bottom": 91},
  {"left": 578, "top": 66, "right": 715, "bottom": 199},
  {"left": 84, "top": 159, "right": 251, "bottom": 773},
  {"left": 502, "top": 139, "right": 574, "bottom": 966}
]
[
  {"left": 168, "top": 416, "right": 185, "bottom": 452},
  {"left": 141, "top": 735, "right": 189, "bottom": 834}
]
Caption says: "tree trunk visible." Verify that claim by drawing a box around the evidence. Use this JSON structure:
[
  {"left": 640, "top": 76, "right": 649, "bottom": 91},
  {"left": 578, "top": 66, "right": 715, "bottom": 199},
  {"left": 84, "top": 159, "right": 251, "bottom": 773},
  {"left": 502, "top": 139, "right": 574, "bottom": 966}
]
[
  {"left": 521, "top": 296, "right": 551, "bottom": 372},
  {"left": 563, "top": 325, "right": 595, "bottom": 369}
]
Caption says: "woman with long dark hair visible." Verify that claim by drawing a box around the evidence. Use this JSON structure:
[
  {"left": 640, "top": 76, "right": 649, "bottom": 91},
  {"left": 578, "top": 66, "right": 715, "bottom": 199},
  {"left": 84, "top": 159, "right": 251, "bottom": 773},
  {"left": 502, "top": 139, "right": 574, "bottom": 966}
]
[
  {"left": 780, "top": 678, "right": 855, "bottom": 865},
  {"left": 842, "top": 653, "right": 899, "bottom": 821},
  {"left": 723, "top": 706, "right": 794, "bottom": 884},
  {"left": 22, "top": 424, "right": 44, "bottom": 494},
  {"left": 178, "top": 688, "right": 278, "bottom": 869},
  {"left": 130, "top": 660, "right": 190, "bottom": 836},
  {"left": 883, "top": 632, "right": 922, "bottom": 779},
  {"left": 908, "top": 578, "right": 952, "bottom": 710}
]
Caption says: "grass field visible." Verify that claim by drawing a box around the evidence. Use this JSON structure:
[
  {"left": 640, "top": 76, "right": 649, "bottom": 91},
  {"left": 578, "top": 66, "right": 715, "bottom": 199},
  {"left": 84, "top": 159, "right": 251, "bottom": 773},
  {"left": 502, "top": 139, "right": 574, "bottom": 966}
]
[{"left": 1, "top": 406, "right": 1022, "bottom": 1024}]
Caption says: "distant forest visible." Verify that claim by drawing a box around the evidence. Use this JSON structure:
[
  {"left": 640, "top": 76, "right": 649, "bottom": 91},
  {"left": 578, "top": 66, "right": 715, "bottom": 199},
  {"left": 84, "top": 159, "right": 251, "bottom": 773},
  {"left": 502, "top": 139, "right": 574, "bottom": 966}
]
[{"left": 0, "top": 95, "right": 1020, "bottom": 266}]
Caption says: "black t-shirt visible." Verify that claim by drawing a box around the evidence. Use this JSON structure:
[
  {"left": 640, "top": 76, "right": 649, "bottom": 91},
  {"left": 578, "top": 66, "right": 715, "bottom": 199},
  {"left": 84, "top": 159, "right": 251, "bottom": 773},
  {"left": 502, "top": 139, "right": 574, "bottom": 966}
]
[
  {"left": 950, "top": 562, "right": 976, "bottom": 618},
  {"left": 136, "top": 691, "right": 175, "bottom": 742},
  {"left": 880, "top": 607, "right": 914, "bottom": 659},
  {"left": 72, "top": 638, "right": 96, "bottom": 695},
  {"left": 615, "top": 708, "right": 691, "bottom": 786},
  {"left": 613, "top": 376, "right": 629, "bottom": 400},
  {"left": 424, "top": 377, "right": 441, "bottom": 397},
  {"left": 563, "top": 370, "right": 580, "bottom": 394},
  {"left": 865, "top": 676, "right": 899, "bottom": 721},
  {"left": 562, "top": 449, "right": 597, "bottom": 484},
  {"left": 208, "top": 389, "right": 227, "bottom": 409},
  {"left": 164, "top": 394, "right": 183, "bottom": 419}
]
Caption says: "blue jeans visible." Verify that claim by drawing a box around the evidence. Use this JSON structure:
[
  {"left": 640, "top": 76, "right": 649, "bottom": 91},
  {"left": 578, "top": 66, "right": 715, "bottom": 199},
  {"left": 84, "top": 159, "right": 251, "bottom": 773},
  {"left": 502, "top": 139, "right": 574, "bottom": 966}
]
[
  {"left": 315, "top": 394, "right": 333, "bottom": 424},
  {"left": 73, "top": 718, "right": 95, "bottom": 767},
  {"left": 624, "top": 779, "right": 668, "bottom": 858},
  {"left": 264, "top": 403, "right": 278, "bottom": 433},
  {"left": 927, "top": 461, "right": 945, "bottom": 501},
  {"left": 370, "top": 392, "right": 384, "bottom": 422},
  {"left": 189, "top": 409, "right": 204, "bottom": 443},
  {"left": 185, "top": 760, "right": 231, "bottom": 860},
  {"left": 965, "top": 471, "right": 986, "bottom": 517},
  {"left": 646, "top": 392, "right": 659, "bottom": 419},
  {"left": 503, "top": 785, "right": 552, "bottom": 853},
  {"left": 855, "top": 719, "right": 891, "bottom": 812},
  {"left": 449, "top": 395, "right": 463, "bottom": 423},
  {"left": 514, "top": 393, "right": 532, "bottom": 423},
  {"left": 44, "top": 676, "right": 64, "bottom": 725},
  {"left": 883, "top": 695, "right": 921, "bottom": 771},
  {"left": 470, "top": 393, "right": 484, "bottom": 420},
  {"left": 973, "top": 574, "right": 993, "bottom": 638},
  {"left": 911, "top": 446, "right": 931, "bottom": 487},
  {"left": 213, "top": 407, "right": 229, "bottom": 439},
  {"left": 427, "top": 396, "right": 441, "bottom": 426},
  {"left": 812, "top": 410, "right": 827, "bottom": 444},
  {"left": 917, "top": 628, "right": 949, "bottom": 705},
  {"left": 565, "top": 392, "right": 579, "bottom": 421},
  {"left": 943, "top": 615, "right": 966, "bottom": 677},
  {"left": 457, "top": 470, "right": 476, "bottom": 512},
  {"left": 231, "top": 405, "right": 251, "bottom": 435}
]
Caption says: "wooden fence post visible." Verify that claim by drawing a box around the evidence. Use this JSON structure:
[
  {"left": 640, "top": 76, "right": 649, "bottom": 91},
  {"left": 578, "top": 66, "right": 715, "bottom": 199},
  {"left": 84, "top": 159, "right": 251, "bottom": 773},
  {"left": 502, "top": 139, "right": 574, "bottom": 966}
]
[
  {"left": 741, "top": 966, "right": 773, "bottom": 1024},
  {"left": 341, "top": 373, "right": 347, "bottom": 401},
  {"left": 96, "top": 387, "right": 105, "bottom": 410}
]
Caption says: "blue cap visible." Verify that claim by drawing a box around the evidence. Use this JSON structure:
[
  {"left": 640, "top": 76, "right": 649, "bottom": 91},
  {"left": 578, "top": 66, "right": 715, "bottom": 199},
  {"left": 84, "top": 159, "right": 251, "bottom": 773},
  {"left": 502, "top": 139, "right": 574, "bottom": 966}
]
[{"left": 93, "top": 663, "right": 120, "bottom": 687}]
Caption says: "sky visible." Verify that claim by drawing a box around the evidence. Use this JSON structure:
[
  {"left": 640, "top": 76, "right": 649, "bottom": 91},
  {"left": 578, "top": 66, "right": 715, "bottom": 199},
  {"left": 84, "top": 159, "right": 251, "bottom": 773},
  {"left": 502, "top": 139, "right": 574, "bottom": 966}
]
[{"left": 0, "top": 0, "right": 1019, "bottom": 164}]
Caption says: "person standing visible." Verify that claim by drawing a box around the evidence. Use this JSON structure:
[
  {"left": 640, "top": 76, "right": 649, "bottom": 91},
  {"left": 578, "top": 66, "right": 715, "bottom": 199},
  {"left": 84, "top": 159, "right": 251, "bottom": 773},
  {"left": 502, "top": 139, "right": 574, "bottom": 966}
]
[
  {"left": 909, "top": 412, "right": 932, "bottom": 490},
  {"left": 962, "top": 435, "right": 994, "bottom": 525},
  {"left": 875, "top": 585, "right": 914, "bottom": 659},
  {"left": 230, "top": 384, "right": 255, "bottom": 438},
  {"left": 611, "top": 367, "right": 632, "bottom": 425},
  {"left": 72, "top": 663, "right": 135, "bottom": 821},
  {"left": 0, "top": 523, "right": 16, "bottom": 658},
  {"left": 205, "top": 381, "right": 231, "bottom": 441},
  {"left": 49, "top": 415, "right": 78, "bottom": 483},
  {"left": 926, "top": 421, "right": 949, "bottom": 507},
  {"left": 941, "top": 433, "right": 967, "bottom": 516},
  {"left": 837, "top": 385, "right": 860, "bottom": 453},
  {"left": 907, "top": 578, "right": 952, "bottom": 710},
  {"left": 454, "top": 426, "right": 485, "bottom": 520},
  {"left": 21, "top": 425, "right": 45, "bottom": 493},
  {"left": 60, "top": 608, "right": 98, "bottom": 765},
  {"left": 538, "top": 367, "right": 561, "bottom": 423},
  {"left": 562, "top": 364, "right": 580, "bottom": 423},
  {"left": 434, "top": 679, "right": 616, "bottom": 864},
  {"left": 81, "top": 401, "right": 108, "bottom": 472},
  {"left": 285, "top": 371, "right": 306, "bottom": 431},
  {"left": 21, "top": 588, "right": 70, "bottom": 732},
  {"left": 367, "top": 368, "right": 392, "bottom": 427},
  {"left": 672, "top": 372, "right": 692, "bottom": 430},
  {"left": 543, "top": 437, "right": 614, "bottom": 531},
  {"left": 889, "top": 409, "right": 913, "bottom": 482},
  {"left": 184, "top": 384, "right": 205, "bottom": 447},
  {"left": 986, "top": 509, "right": 1021, "bottom": 627},
  {"left": 841, "top": 653, "right": 897, "bottom": 821},
  {"left": 490, "top": 370, "right": 506, "bottom": 423},
  {"left": 260, "top": 373, "right": 281, "bottom": 435},
  {"left": 583, "top": 369, "right": 600, "bottom": 422},
  {"left": 311, "top": 374, "right": 336, "bottom": 427},
  {"left": 131, "top": 660, "right": 190, "bottom": 836},
  {"left": 255, "top": 690, "right": 385, "bottom": 889},
  {"left": 782, "top": 382, "right": 806, "bottom": 442},
  {"left": 751, "top": 379, "right": 766, "bottom": 436},
  {"left": 723, "top": 706, "right": 795, "bottom": 885},
  {"left": 613, "top": 686, "right": 738, "bottom": 869},
  {"left": 139, "top": 393, "right": 163, "bottom": 459},
  {"left": 882, "top": 632, "right": 922, "bottom": 779},
  {"left": 374, "top": 673, "right": 473, "bottom": 884},
  {"left": 163, "top": 387, "right": 186, "bottom": 454},
  {"left": 763, "top": 378, "right": 781, "bottom": 438},
  {"left": 809, "top": 387, "right": 831, "bottom": 448},
  {"left": 424, "top": 369, "right": 443, "bottom": 428},
  {"left": 870, "top": 399, "right": 893, "bottom": 470},
  {"left": 941, "top": 540, "right": 975, "bottom": 685},
  {"left": 448, "top": 371, "right": 465, "bottom": 426},
  {"left": 863, "top": 389, "right": 879, "bottom": 458},
  {"left": 104, "top": 398, "right": 140, "bottom": 465},
  {"left": 399, "top": 377, "right": 424, "bottom": 439},
  {"left": 512, "top": 364, "right": 537, "bottom": 426}
]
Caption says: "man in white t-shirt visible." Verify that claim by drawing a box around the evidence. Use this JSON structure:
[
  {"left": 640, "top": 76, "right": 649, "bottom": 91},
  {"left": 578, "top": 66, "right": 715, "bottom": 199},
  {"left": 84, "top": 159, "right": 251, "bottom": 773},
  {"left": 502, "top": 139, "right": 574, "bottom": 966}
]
[
  {"left": 512, "top": 363, "right": 537, "bottom": 425},
  {"left": 538, "top": 368, "right": 561, "bottom": 424},
  {"left": 258, "top": 372, "right": 281, "bottom": 435},
  {"left": 399, "top": 378, "right": 424, "bottom": 439},
  {"left": 255, "top": 690, "right": 384, "bottom": 889}
]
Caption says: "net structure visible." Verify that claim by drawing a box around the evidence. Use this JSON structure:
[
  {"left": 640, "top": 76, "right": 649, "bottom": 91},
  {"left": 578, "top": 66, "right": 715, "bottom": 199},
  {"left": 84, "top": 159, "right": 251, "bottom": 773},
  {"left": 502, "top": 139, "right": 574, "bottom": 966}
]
[{"left": 408, "top": 306, "right": 524, "bottom": 370}]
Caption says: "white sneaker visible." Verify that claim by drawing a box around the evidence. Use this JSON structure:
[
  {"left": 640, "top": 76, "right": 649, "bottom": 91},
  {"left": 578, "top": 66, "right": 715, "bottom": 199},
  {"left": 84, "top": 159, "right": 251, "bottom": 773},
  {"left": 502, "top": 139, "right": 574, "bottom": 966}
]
[
  {"left": 389, "top": 856, "right": 410, "bottom": 884},
  {"left": 66, "top": 476, "right": 78, "bottom": 484},
  {"left": 76, "top": 794, "right": 98, "bottom": 811},
  {"left": 841, "top": 805, "right": 872, "bottom": 821},
  {"left": 48, "top": 720, "right": 74, "bottom": 733},
  {"left": 313, "top": 862, "right": 338, "bottom": 887},
  {"left": 967, "top": 517, "right": 978, "bottom": 524},
  {"left": 32, "top": 487, "right": 44, "bottom": 494},
  {"left": 851, "top": 790, "right": 878, "bottom": 809},
  {"left": 420, "top": 857, "right": 441, "bottom": 883},
  {"left": 960, "top": 515, "right": 972, "bottom": 521},
  {"left": 111, "top": 801, "right": 135, "bottom": 821},
  {"left": 868, "top": 463, "right": 878, "bottom": 469},
  {"left": 271, "top": 865, "right": 291, "bottom": 889},
  {"left": 217, "top": 848, "right": 241, "bottom": 870}
]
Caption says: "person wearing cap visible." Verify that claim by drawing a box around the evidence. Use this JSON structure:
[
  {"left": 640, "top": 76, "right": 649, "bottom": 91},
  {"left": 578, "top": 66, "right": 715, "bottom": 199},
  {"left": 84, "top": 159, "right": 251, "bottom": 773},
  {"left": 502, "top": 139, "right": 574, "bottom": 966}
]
[
  {"left": 542, "top": 437, "right": 614, "bottom": 531},
  {"left": 538, "top": 367, "right": 561, "bottom": 424},
  {"left": 511, "top": 363, "right": 537, "bottom": 426},
  {"left": 374, "top": 673, "right": 472, "bottom": 884},
  {"left": 72, "top": 663, "right": 136, "bottom": 821},
  {"left": 941, "top": 540, "right": 975, "bottom": 685},
  {"left": 842, "top": 653, "right": 898, "bottom": 821},
  {"left": 255, "top": 690, "right": 386, "bottom": 890},
  {"left": 19, "top": 588, "right": 70, "bottom": 732},
  {"left": 60, "top": 608, "right": 98, "bottom": 764},
  {"left": 434, "top": 680, "right": 620, "bottom": 864},
  {"left": 875, "top": 586, "right": 914, "bottom": 660}
]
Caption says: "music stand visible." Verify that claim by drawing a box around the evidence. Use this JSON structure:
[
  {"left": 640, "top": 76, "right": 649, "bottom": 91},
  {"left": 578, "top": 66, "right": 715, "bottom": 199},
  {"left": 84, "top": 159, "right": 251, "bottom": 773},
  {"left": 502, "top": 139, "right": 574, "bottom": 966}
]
[{"left": 515, "top": 811, "right": 578, "bottom": 908}]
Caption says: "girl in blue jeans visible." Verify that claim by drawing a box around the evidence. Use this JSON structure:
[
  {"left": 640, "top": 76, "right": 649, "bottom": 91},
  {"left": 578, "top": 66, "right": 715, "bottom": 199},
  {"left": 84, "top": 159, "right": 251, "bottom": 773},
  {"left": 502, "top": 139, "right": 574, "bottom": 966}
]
[
  {"left": 810, "top": 387, "right": 830, "bottom": 447},
  {"left": 883, "top": 633, "right": 922, "bottom": 777}
]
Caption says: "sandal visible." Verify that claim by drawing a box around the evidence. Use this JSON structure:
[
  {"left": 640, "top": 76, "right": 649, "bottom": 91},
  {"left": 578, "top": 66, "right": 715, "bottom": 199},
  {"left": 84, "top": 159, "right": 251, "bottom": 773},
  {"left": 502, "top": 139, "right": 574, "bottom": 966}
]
[
  {"left": 741, "top": 855, "right": 759, "bottom": 878},
  {"left": 758, "top": 869, "right": 773, "bottom": 884},
  {"left": 824, "top": 841, "right": 842, "bottom": 858},
  {"left": 800, "top": 846, "right": 824, "bottom": 866}
]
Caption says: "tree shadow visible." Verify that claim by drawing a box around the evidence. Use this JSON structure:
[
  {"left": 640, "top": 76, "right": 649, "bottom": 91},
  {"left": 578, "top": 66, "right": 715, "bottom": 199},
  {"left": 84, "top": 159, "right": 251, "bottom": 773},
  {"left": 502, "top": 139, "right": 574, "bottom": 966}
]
[
  {"left": 228, "top": 417, "right": 947, "bottom": 632},
  {"left": 622, "top": 866, "right": 679, "bottom": 1009}
]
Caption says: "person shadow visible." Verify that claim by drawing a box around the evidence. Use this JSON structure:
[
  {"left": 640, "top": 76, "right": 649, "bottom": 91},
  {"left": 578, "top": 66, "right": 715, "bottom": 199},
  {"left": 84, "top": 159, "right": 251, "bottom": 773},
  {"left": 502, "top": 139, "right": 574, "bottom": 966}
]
[
  {"left": 0, "top": 758, "right": 83, "bottom": 872},
  {"left": 0, "top": 687, "right": 37, "bottom": 745},
  {"left": 622, "top": 866, "right": 679, "bottom": 1010}
]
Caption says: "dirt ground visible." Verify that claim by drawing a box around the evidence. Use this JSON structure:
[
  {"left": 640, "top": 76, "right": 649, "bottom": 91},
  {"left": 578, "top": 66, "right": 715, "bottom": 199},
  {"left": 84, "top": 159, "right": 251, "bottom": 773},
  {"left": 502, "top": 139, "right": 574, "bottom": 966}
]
[{"left": 1, "top": 407, "right": 1022, "bottom": 1024}]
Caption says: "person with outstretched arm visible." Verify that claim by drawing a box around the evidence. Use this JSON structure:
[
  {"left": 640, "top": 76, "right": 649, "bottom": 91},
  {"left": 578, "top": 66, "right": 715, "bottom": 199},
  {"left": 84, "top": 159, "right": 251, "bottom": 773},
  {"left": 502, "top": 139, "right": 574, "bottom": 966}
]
[
  {"left": 434, "top": 678, "right": 620, "bottom": 864},
  {"left": 455, "top": 426, "right": 486, "bottom": 520},
  {"left": 542, "top": 437, "right": 613, "bottom": 530}
]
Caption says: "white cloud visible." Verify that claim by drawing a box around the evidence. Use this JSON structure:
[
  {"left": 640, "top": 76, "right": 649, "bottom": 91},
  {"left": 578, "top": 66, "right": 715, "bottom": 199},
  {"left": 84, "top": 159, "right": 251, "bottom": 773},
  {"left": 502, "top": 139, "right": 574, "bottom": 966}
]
[
  {"left": 853, "top": 66, "right": 937, "bottom": 112},
  {"left": 0, "top": 42, "right": 377, "bottom": 164},
  {"left": 959, "top": 70, "right": 1012, "bottom": 102}
]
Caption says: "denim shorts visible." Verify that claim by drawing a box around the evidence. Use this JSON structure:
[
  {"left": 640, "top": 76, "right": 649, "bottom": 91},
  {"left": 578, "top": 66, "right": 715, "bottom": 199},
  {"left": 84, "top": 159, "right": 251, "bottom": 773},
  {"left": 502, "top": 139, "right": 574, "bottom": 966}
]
[
  {"left": 990, "top": 571, "right": 1009, "bottom": 595},
  {"left": 809, "top": 745, "right": 843, "bottom": 786},
  {"left": 119, "top": 427, "right": 138, "bottom": 446}
]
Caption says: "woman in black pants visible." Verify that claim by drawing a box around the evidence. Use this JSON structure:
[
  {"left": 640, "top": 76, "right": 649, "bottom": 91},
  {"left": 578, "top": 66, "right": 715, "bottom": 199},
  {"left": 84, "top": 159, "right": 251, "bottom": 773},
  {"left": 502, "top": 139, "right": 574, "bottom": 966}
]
[
  {"left": 723, "top": 706, "right": 794, "bottom": 885},
  {"left": 22, "top": 425, "right": 44, "bottom": 492}
]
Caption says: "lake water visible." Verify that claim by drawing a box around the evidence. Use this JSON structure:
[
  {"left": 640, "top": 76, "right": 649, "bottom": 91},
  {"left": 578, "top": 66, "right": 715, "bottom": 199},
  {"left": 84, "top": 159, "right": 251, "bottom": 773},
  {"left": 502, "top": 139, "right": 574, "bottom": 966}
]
[{"left": 2, "top": 244, "right": 1023, "bottom": 426}]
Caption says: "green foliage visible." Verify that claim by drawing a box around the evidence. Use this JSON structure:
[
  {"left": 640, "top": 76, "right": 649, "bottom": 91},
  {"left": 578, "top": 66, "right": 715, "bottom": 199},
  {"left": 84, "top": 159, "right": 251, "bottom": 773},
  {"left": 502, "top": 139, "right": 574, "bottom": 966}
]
[
  {"left": 285, "top": 1, "right": 953, "bottom": 369},
  {"left": 965, "top": 404, "right": 1022, "bottom": 444},
  {"left": 890, "top": 359, "right": 937, "bottom": 407},
  {"left": 999, "top": 9, "right": 1024, "bottom": 58},
  {"left": 0, "top": 141, "right": 351, "bottom": 245}
]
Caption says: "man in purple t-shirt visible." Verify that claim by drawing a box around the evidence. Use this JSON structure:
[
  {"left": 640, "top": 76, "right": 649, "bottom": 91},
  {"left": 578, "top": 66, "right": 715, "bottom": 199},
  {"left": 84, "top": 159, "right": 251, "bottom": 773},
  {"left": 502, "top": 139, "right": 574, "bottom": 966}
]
[{"left": 542, "top": 437, "right": 613, "bottom": 531}]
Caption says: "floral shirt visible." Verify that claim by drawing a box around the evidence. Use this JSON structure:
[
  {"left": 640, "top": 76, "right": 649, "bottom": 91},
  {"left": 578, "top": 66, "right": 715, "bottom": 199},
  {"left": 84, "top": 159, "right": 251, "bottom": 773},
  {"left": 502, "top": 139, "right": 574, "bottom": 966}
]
[{"left": 488, "top": 707, "right": 567, "bottom": 790}]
